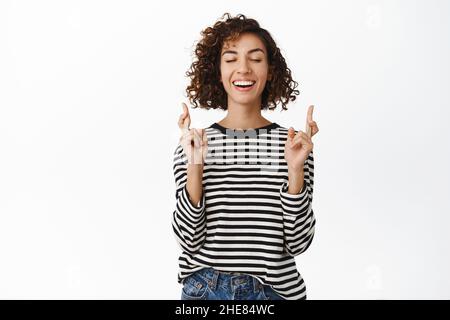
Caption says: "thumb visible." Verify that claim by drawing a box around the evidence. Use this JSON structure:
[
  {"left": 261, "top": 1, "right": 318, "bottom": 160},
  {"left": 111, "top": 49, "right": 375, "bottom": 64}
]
[
  {"left": 288, "top": 127, "right": 295, "bottom": 139},
  {"left": 201, "top": 129, "right": 207, "bottom": 146},
  {"left": 182, "top": 103, "right": 189, "bottom": 118},
  {"left": 180, "top": 102, "right": 191, "bottom": 132},
  {"left": 193, "top": 128, "right": 203, "bottom": 148}
]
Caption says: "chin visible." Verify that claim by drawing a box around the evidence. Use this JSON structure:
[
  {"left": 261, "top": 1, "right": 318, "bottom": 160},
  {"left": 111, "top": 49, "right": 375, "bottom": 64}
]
[
  {"left": 231, "top": 98, "right": 260, "bottom": 106},
  {"left": 229, "top": 92, "right": 263, "bottom": 105}
]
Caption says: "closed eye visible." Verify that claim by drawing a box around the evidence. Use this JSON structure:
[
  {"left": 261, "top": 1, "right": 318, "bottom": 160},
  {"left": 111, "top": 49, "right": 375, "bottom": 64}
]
[{"left": 225, "top": 59, "right": 262, "bottom": 63}]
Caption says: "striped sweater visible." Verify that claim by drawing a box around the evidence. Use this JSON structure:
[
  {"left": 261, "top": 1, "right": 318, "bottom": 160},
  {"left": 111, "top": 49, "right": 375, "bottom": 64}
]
[{"left": 171, "top": 122, "right": 316, "bottom": 300}]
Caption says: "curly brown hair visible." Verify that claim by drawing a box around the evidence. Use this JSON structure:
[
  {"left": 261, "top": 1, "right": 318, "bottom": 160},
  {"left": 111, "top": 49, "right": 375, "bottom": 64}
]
[{"left": 185, "top": 13, "right": 300, "bottom": 111}]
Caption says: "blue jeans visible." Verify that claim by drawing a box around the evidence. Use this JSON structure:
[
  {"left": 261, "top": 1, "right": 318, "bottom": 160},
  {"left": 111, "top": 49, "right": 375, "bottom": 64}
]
[{"left": 181, "top": 267, "right": 285, "bottom": 300}]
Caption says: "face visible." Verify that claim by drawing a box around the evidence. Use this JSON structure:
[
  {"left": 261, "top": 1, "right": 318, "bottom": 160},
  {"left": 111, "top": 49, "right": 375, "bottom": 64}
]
[{"left": 220, "top": 32, "right": 271, "bottom": 108}]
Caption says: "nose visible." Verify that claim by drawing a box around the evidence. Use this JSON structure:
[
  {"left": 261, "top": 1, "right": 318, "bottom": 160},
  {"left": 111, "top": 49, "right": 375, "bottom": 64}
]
[{"left": 237, "top": 59, "right": 251, "bottom": 74}]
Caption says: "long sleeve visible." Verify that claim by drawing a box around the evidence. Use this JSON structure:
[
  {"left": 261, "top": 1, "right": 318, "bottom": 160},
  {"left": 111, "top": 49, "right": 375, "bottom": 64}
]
[
  {"left": 171, "top": 144, "right": 207, "bottom": 254},
  {"left": 280, "top": 151, "right": 316, "bottom": 257}
]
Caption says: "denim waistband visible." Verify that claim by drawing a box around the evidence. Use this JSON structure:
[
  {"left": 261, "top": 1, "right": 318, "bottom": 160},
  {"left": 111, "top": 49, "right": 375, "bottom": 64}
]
[{"left": 191, "top": 267, "right": 264, "bottom": 293}]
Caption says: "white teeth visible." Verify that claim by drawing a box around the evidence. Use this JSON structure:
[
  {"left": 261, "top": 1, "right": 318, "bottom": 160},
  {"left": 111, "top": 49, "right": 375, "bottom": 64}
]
[{"left": 233, "top": 80, "right": 255, "bottom": 86}]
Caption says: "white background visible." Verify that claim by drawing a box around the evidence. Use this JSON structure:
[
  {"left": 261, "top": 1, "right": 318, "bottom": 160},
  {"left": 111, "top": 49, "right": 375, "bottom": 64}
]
[{"left": 1, "top": 0, "right": 449, "bottom": 299}]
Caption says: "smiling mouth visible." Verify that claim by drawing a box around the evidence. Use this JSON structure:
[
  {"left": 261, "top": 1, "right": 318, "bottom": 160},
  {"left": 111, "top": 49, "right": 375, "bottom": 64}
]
[{"left": 232, "top": 80, "right": 256, "bottom": 91}]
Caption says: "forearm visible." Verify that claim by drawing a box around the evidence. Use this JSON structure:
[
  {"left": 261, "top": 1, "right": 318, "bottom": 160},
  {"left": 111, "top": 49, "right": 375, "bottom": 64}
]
[
  {"left": 287, "top": 166, "right": 305, "bottom": 194},
  {"left": 186, "top": 164, "right": 204, "bottom": 207}
]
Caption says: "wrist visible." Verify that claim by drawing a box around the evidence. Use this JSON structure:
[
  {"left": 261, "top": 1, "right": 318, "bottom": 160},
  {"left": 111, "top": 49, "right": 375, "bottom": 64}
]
[
  {"left": 287, "top": 166, "right": 304, "bottom": 195},
  {"left": 187, "top": 164, "right": 204, "bottom": 175},
  {"left": 288, "top": 164, "right": 304, "bottom": 176},
  {"left": 188, "top": 163, "right": 204, "bottom": 168}
]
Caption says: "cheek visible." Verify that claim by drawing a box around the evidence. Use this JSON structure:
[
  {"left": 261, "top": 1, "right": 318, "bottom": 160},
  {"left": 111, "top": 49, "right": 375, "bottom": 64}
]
[
  {"left": 220, "top": 66, "right": 231, "bottom": 82},
  {"left": 258, "top": 65, "right": 270, "bottom": 79},
  {"left": 256, "top": 70, "right": 269, "bottom": 86}
]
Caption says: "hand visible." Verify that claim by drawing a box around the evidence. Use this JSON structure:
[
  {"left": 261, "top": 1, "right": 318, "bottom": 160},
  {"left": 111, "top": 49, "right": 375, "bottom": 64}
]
[
  {"left": 284, "top": 105, "right": 319, "bottom": 171},
  {"left": 178, "top": 102, "right": 208, "bottom": 165}
]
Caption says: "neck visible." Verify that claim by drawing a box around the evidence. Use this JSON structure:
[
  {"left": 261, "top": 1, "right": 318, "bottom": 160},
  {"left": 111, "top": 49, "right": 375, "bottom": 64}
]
[{"left": 218, "top": 99, "right": 271, "bottom": 130}]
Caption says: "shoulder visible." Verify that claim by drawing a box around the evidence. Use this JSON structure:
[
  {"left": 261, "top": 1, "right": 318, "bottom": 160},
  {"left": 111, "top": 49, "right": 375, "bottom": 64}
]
[
  {"left": 275, "top": 124, "right": 303, "bottom": 135},
  {"left": 273, "top": 124, "right": 289, "bottom": 134},
  {"left": 173, "top": 143, "right": 184, "bottom": 156},
  {"left": 173, "top": 144, "right": 186, "bottom": 167}
]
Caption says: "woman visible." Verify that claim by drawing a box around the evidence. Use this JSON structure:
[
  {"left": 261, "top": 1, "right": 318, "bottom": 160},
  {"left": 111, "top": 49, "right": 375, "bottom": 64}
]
[{"left": 172, "top": 13, "right": 319, "bottom": 300}]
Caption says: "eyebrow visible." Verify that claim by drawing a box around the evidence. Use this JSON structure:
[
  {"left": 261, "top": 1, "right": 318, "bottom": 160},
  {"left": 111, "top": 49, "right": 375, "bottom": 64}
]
[{"left": 221, "top": 48, "right": 265, "bottom": 56}]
